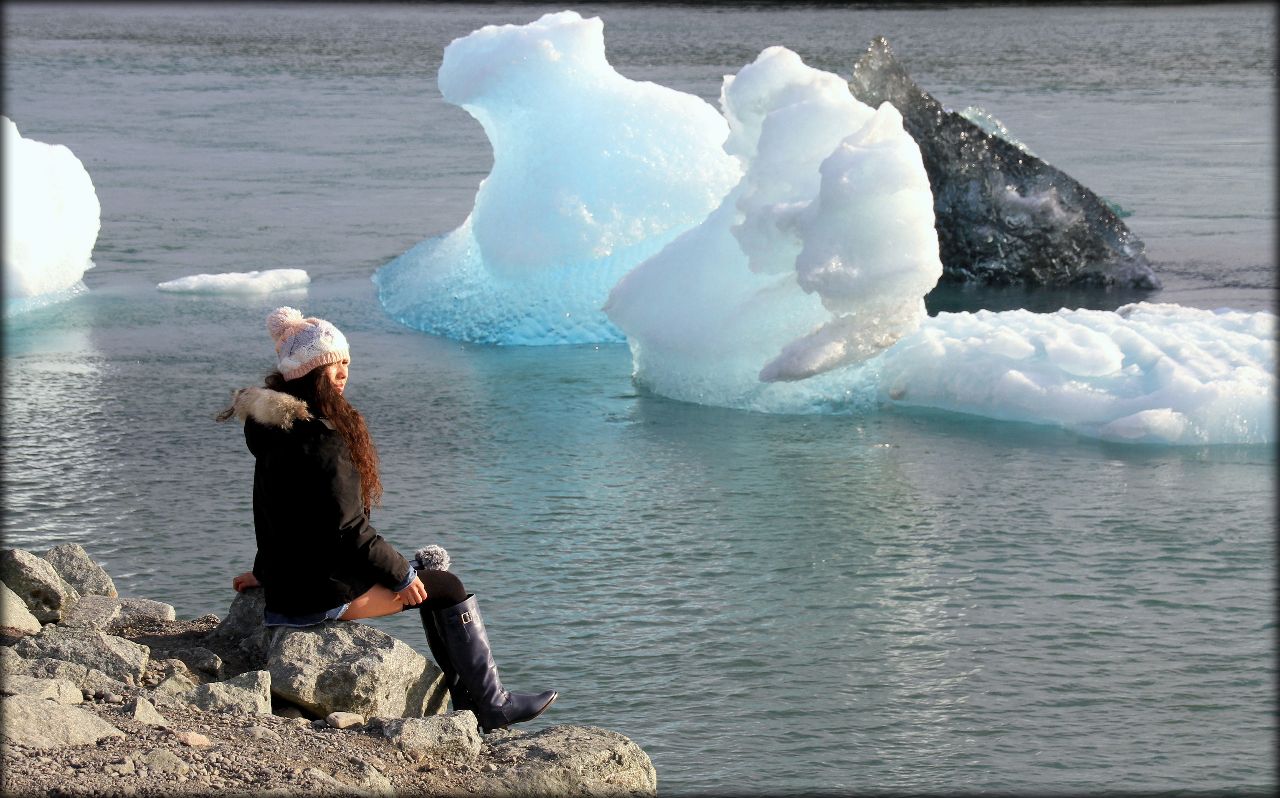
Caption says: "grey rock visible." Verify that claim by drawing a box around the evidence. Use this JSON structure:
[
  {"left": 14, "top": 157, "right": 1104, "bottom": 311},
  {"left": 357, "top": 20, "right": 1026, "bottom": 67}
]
[
  {"left": 1, "top": 580, "right": 42, "bottom": 635},
  {"left": 0, "top": 645, "right": 25, "bottom": 674},
  {"left": 849, "top": 37, "right": 1159, "bottom": 292},
  {"left": 326, "top": 711, "right": 365, "bottom": 729},
  {"left": 479, "top": 725, "right": 658, "bottom": 796},
  {"left": 137, "top": 747, "right": 189, "bottom": 775},
  {"left": 153, "top": 657, "right": 201, "bottom": 685},
  {"left": 184, "top": 646, "right": 225, "bottom": 680},
  {"left": 115, "top": 596, "right": 176, "bottom": 625},
  {"left": 0, "top": 674, "right": 84, "bottom": 704},
  {"left": 14, "top": 655, "right": 133, "bottom": 698},
  {"left": 153, "top": 670, "right": 200, "bottom": 699},
  {"left": 0, "top": 548, "right": 80, "bottom": 623},
  {"left": 247, "top": 725, "right": 283, "bottom": 743},
  {"left": 13, "top": 626, "right": 150, "bottom": 683},
  {"left": 41, "top": 543, "right": 117, "bottom": 598},
  {"left": 82, "top": 667, "right": 135, "bottom": 697},
  {"left": 349, "top": 759, "right": 395, "bottom": 796},
  {"left": 15, "top": 655, "right": 90, "bottom": 683},
  {"left": 104, "top": 757, "right": 136, "bottom": 776},
  {"left": 204, "top": 588, "right": 269, "bottom": 667},
  {"left": 188, "top": 669, "right": 272, "bottom": 714},
  {"left": 268, "top": 621, "right": 446, "bottom": 718},
  {"left": 127, "top": 695, "right": 170, "bottom": 726},
  {"left": 302, "top": 767, "right": 371, "bottom": 796},
  {"left": 379, "top": 710, "right": 483, "bottom": 764},
  {"left": 60, "top": 594, "right": 123, "bottom": 630},
  {"left": 0, "top": 694, "right": 125, "bottom": 748}
]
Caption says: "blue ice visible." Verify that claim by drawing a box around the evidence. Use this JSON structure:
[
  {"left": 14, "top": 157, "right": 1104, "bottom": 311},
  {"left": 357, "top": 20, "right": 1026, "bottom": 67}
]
[{"left": 377, "top": 12, "right": 1274, "bottom": 444}]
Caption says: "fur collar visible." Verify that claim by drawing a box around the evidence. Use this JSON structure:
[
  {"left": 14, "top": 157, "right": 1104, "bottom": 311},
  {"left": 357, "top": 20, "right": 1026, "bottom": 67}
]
[{"left": 229, "top": 387, "right": 312, "bottom": 430}]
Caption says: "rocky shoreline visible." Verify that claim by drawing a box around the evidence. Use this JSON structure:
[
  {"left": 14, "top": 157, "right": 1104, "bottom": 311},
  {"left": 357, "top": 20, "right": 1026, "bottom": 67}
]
[{"left": 1, "top": 545, "right": 656, "bottom": 796}]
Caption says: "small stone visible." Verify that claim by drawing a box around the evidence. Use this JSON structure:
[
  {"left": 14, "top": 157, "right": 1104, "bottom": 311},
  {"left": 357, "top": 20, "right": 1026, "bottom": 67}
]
[
  {"left": 274, "top": 705, "right": 304, "bottom": 719},
  {"left": 326, "top": 711, "right": 365, "bottom": 730},
  {"left": 174, "top": 730, "right": 212, "bottom": 748},
  {"left": 289, "top": 717, "right": 310, "bottom": 728},
  {"left": 138, "top": 746, "right": 190, "bottom": 775},
  {"left": 247, "top": 726, "right": 282, "bottom": 743},
  {"left": 104, "top": 758, "right": 136, "bottom": 776},
  {"left": 127, "top": 697, "right": 170, "bottom": 727}
]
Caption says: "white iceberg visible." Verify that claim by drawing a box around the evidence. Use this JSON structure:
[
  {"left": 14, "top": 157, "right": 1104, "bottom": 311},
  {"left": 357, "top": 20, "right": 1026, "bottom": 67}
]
[
  {"left": 2, "top": 116, "right": 101, "bottom": 316},
  {"left": 373, "top": 10, "right": 741, "bottom": 344}
]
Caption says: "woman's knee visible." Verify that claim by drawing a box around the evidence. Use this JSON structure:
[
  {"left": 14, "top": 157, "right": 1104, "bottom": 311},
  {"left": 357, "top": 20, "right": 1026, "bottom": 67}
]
[{"left": 420, "top": 570, "right": 466, "bottom": 606}]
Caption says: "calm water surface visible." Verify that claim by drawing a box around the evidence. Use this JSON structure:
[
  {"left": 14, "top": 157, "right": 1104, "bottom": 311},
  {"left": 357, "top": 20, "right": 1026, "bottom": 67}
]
[{"left": 3, "top": 4, "right": 1275, "bottom": 794}]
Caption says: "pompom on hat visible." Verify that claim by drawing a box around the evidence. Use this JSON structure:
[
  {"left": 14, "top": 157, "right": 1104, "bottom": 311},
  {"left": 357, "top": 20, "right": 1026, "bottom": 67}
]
[{"left": 266, "top": 307, "right": 350, "bottom": 381}]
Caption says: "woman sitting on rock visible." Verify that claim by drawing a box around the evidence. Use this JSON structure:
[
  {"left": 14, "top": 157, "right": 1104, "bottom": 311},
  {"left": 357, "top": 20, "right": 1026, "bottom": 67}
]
[{"left": 219, "top": 306, "right": 556, "bottom": 732}]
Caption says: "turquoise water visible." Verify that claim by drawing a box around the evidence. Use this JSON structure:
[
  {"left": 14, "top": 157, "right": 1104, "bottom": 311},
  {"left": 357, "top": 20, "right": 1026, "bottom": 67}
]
[{"left": 3, "top": 4, "right": 1275, "bottom": 794}]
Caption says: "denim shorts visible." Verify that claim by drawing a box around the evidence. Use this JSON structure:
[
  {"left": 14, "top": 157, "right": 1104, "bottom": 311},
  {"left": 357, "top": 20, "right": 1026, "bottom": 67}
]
[{"left": 263, "top": 602, "right": 350, "bottom": 628}]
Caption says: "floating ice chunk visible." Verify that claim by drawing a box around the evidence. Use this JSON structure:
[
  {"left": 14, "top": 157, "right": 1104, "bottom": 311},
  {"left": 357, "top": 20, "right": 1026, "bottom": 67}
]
[
  {"left": 606, "top": 46, "right": 939, "bottom": 402},
  {"left": 2, "top": 116, "right": 101, "bottom": 316},
  {"left": 880, "top": 303, "right": 1275, "bottom": 445},
  {"left": 375, "top": 10, "right": 740, "bottom": 344},
  {"left": 157, "top": 269, "right": 310, "bottom": 294}
]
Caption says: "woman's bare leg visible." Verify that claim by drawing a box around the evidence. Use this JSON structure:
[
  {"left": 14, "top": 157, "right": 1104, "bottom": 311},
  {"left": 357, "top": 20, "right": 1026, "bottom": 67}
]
[{"left": 339, "top": 584, "right": 414, "bottom": 620}]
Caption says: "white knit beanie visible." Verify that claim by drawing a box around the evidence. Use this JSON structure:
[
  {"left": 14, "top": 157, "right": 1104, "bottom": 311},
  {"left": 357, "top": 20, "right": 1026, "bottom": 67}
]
[{"left": 266, "top": 307, "right": 350, "bottom": 381}]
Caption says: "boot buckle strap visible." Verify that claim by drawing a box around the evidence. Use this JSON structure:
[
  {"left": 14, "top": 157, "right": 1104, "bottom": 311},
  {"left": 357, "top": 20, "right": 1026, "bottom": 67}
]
[{"left": 459, "top": 610, "right": 475, "bottom": 626}]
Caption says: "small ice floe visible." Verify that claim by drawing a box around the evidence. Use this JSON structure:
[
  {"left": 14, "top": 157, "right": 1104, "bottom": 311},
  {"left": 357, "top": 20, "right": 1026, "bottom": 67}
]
[{"left": 157, "top": 269, "right": 310, "bottom": 294}]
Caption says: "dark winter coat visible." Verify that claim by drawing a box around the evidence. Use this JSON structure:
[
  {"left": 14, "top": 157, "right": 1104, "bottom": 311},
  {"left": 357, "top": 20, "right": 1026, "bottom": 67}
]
[{"left": 231, "top": 387, "right": 409, "bottom": 617}]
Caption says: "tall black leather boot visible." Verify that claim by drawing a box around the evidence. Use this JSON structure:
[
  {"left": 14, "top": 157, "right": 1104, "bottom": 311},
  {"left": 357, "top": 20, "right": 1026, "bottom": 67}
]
[
  {"left": 418, "top": 604, "right": 473, "bottom": 714},
  {"left": 434, "top": 595, "right": 557, "bottom": 733}
]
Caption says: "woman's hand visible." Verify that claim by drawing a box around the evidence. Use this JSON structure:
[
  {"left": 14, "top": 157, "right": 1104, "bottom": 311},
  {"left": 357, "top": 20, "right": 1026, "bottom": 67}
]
[
  {"left": 232, "top": 571, "right": 260, "bottom": 592},
  {"left": 395, "top": 575, "right": 428, "bottom": 607}
]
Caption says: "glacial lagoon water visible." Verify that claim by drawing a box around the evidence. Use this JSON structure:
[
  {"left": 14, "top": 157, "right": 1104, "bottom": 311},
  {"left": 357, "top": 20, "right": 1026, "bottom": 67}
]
[{"left": 3, "top": 3, "right": 1275, "bottom": 794}]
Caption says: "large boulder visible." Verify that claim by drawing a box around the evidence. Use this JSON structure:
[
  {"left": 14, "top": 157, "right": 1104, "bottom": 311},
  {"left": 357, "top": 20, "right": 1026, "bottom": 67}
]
[
  {"left": 379, "top": 711, "right": 483, "bottom": 764},
  {"left": 41, "top": 543, "right": 117, "bottom": 598},
  {"left": 268, "top": 621, "right": 447, "bottom": 719},
  {"left": 0, "top": 694, "right": 125, "bottom": 748},
  {"left": 60, "top": 594, "right": 123, "bottom": 630},
  {"left": 0, "top": 548, "right": 80, "bottom": 623},
  {"left": 204, "top": 587, "right": 270, "bottom": 667},
  {"left": 849, "top": 37, "right": 1159, "bottom": 292},
  {"left": 188, "top": 669, "right": 272, "bottom": 714},
  {"left": 478, "top": 725, "right": 658, "bottom": 796},
  {"left": 11, "top": 656, "right": 125, "bottom": 695},
  {"left": 116, "top": 596, "right": 176, "bottom": 625},
  {"left": 1, "top": 580, "right": 42, "bottom": 635},
  {"left": 13, "top": 626, "right": 150, "bottom": 683},
  {"left": 0, "top": 674, "right": 84, "bottom": 705}
]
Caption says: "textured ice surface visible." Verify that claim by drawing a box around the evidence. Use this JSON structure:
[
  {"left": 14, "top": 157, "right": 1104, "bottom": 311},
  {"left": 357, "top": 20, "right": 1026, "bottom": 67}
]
[
  {"left": 374, "top": 10, "right": 740, "bottom": 344},
  {"left": 3, "top": 116, "right": 101, "bottom": 316},
  {"left": 606, "top": 46, "right": 940, "bottom": 400},
  {"left": 881, "top": 303, "right": 1275, "bottom": 445},
  {"left": 157, "top": 269, "right": 310, "bottom": 294}
]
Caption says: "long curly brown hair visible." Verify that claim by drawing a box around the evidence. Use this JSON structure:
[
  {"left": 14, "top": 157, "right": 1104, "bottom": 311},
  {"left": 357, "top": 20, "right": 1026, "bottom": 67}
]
[{"left": 264, "top": 367, "right": 384, "bottom": 513}]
